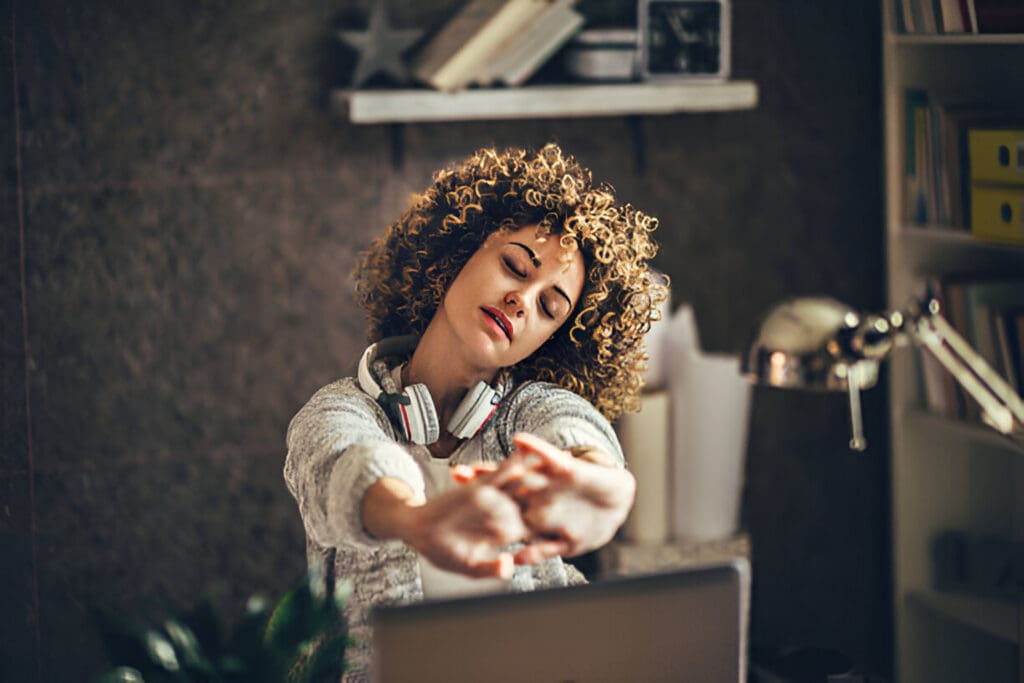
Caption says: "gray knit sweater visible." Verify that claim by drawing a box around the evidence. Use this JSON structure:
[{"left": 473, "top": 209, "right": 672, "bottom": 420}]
[{"left": 283, "top": 358, "right": 624, "bottom": 681}]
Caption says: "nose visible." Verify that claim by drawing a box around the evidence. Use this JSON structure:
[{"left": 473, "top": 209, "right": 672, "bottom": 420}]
[{"left": 505, "top": 291, "right": 526, "bottom": 318}]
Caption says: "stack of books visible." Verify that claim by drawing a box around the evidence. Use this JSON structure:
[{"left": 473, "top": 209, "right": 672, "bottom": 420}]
[
  {"left": 410, "top": 0, "right": 585, "bottom": 91},
  {"left": 902, "top": 88, "right": 1022, "bottom": 244},
  {"left": 896, "top": 0, "right": 1024, "bottom": 34}
]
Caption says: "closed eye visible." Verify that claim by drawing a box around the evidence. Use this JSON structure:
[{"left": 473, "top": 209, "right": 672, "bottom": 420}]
[
  {"left": 503, "top": 256, "right": 527, "bottom": 278},
  {"left": 540, "top": 297, "right": 555, "bottom": 319}
]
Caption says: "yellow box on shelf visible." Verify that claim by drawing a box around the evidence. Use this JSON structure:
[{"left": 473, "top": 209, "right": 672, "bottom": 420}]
[
  {"left": 970, "top": 185, "right": 1024, "bottom": 245},
  {"left": 968, "top": 129, "right": 1024, "bottom": 186}
]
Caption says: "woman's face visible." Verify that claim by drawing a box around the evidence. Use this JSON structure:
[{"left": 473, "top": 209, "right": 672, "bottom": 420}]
[{"left": 439, "top": 224, "right": 585, "bottom": 371}]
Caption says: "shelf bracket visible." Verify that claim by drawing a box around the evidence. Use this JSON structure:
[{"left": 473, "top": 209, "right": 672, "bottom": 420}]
[
  {"left": 389, "top": 123, "right": 405, "bottom": 169},
  {"left": 626, "top": 115, "right": 647, "bottom": 175}
]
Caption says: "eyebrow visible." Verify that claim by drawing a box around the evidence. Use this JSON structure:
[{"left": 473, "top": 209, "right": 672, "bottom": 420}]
[{"left": 510, "top": 241, "right": 574, "bottom": 310}]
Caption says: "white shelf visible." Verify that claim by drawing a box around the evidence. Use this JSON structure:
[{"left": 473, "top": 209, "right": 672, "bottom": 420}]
[
  {"left": 888, "top": 32, "right": 1024, "bottom": 45},
  {"left": 897, "top": 225, "right": 1024, "bottom": 276},
  {"left": 908, "top": 589, "right": 1019, "bottom": 643},
  {"left": 332, "top": 81, "right": 759, "bottom": 124},
  {"left": 900, "top": 225, "right": 1024, "bottom": 249},
  {"left": 900, "top": 225, "right": 991, "bottom": 245}
]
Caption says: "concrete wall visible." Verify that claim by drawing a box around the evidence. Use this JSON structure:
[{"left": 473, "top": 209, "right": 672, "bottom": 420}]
[{"left": 1, "top": 1, "right": 889, "bottom": 679}]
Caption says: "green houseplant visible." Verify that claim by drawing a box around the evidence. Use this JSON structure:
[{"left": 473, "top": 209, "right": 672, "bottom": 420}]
[{"left": 93, "top": 572, "right": 350, "bottom": 683}]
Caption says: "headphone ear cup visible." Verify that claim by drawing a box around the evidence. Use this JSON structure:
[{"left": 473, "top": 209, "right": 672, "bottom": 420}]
[
  {"left": 447, "top": 381, "right": 502, "bottom": 439},
  {"left": 356, "top": 343, "right": 381, "bottom": 398},
  {"left": 404, "top": 383, "right": 440, "bottom": 445}
]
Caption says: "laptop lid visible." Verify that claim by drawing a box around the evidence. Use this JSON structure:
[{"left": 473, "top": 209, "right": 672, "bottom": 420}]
[{"left": 371, "top": 558, "right": 750, "bottom": 683}]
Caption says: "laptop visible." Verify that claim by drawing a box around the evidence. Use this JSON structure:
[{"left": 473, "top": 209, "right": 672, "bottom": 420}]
[{"left": 371, "top": 558, "right": 750, "bottom": 683}]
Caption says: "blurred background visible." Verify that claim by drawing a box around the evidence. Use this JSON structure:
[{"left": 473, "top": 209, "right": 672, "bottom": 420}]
[{"left": 1, "top": 0, "right": 888, "bottom": 680}]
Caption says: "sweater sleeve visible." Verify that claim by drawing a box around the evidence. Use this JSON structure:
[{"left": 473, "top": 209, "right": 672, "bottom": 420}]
[
  {"left": 284, "top": 378, "right": 426, "bottom": 550},
  {"left": 502, "top": 382, "right": 625, "bottom": 467}
]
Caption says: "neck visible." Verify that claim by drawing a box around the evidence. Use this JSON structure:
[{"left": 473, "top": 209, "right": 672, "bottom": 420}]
[{"left": 404, "top": 323, "right": 496, "bottom": 429}]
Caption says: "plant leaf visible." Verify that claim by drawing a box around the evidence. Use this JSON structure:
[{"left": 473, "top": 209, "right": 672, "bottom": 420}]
[
  {"left": 142, "top": 628, "right": 181, "bottom": 672},
  {"left": 91, "top": 608, "right": 160, "bottom": 675},
  {"left": 94, "top": 667, "right": 147, "bottom": 683},
  {"left": 91, "top": 574, "right": 348, "bottom": 683},
  {"left": 179, "top": 597, "right": 225, "bottom": 659},
  {"left": 163, "top": 618, "right": 217, "bottom": 678}
]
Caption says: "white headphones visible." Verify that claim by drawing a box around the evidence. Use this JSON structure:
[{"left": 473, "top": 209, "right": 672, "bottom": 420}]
[{"left": 356, "top": 337, "right": 503, "bottom": 445}]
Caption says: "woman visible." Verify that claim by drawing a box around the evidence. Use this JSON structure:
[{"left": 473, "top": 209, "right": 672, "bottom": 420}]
[{"left": 284, "top": 142, "right": 667, "bottom": 680}]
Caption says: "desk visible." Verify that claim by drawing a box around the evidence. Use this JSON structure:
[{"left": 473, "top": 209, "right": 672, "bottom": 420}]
[{"left": 599, "top": 533, "right": 752, "bottom": 577}]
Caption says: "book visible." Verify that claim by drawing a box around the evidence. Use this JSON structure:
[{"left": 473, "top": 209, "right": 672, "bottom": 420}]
[
  {"left": 939, "top": 0, "right": 966, "bottom": 31},
  {"left": 964, "top": 0, "right": 980, "bottom": 31},
  {"left": 993, "top": 309, "right": 1019, "bottom": 391},
  {"left": 968, "top": 128, "right": 1024, "bottom": 186},
  {"left": 970, "top": 302, "right": 1000, "bottom": 380},
  {"left": 1014, "top": 311, "right": 1024, "bottom": 389},
  {"left": 411, "top": 0, "right": 553, "bottom": 91},
  {"left": 970, "top": 185, "right": 1024, "bottom": 244},
  {"left": 935, "top": 103, "right": 995, "bottom": 228},
  {"left": 936, "top": 106, "right": 960, "bottom": 227},
  {"left": 476, "top": 0, "right": 584, "bottom": 87},
  {"left": 906, "top": 97, "right": 1018, "bottom": 229},
  {"left": 929, "top": 103, "right": 947, "bottom": 224},
  {"left": 964, "top": 279, "right": 1024, "bottom": 338},
  {"left": 918, "top": 0, "right": 939, "bottom": 33},
  {"left": 962, "top": 278, "right": 1024, "bottom": 419},
  {"left": 899, "top": 0, "right": 917, "bottom": 33},
  {"left": 906, "top": 90, "right": 964, "bottom": 226},
  {"left": 936, "top": 276, "right": 1024, "bottom": 421},
  {"left": 940, "top": 274, "right": 977, "bottom": 419},
  {"left": 957, "top": 0, "right": 976, "bottom": 31},
  {"left": 920, "top": 276, "right": 960, "bottom": 416},
  {"left": 908, "top": 0, "right": 927, "bottom": 32},
  {"left": 905, "top": 89, "right": 931, "bottom": 224}
]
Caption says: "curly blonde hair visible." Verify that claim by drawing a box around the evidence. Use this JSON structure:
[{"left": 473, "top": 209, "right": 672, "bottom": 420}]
[{"left": 354, "top": 143, "right": 668, "bottom": 421}]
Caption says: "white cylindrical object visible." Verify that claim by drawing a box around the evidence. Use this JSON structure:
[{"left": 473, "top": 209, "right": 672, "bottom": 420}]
[
  {"left": 617, "top": 390, "right": 671, "bottom": 544},
  {"left": 643, "top": 270, "right": 673, "bottom": 391},
  {"left": 417, "top": 556, "right": 511, "bottom": 601},
  {"left": 667, "top": 306, "right": 752, "bottom": 543}
]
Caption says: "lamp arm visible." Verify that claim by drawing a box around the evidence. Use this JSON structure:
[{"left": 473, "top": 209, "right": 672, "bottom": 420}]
[{"left": 905, "top": 299, "right": 1024, "bottom": 436}]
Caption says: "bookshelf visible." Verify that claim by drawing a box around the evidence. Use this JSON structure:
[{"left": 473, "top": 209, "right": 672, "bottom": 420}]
[
  {"left": 883, "top": 1, "right": 1024, "bottom": 681},
  {"left": 332, "top": 81, "right": 759, "bottom": 124},
  {"left": 907, "top": 589, "right": 1019, "bottom": 644}
]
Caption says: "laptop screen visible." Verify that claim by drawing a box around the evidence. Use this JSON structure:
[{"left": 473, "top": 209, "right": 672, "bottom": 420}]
[{"left": 371, "top": 558, "right": 750, "bottom": 683}]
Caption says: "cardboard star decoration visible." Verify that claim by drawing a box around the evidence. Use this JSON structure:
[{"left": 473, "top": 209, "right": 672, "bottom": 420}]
[{"left": 337, "top": 3, "right": 423, "bottom": 87}]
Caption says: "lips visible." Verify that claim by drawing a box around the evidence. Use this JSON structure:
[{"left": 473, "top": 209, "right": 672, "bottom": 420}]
[{"left": 481, "top": 306, "right": 514, "bottom": 342}]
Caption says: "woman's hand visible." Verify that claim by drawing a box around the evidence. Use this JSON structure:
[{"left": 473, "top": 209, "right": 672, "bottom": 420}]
[
  {"left": 468, "top": 432, "right": 636, "bottom": 564},
  {"left": 396, "top": 480, "right": 527, "bottom": 579}
]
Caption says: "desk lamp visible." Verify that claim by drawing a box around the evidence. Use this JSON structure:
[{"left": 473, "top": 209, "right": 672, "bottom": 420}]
[{"left": 741, "top": 296, "right": 1024, "bottom": 451}]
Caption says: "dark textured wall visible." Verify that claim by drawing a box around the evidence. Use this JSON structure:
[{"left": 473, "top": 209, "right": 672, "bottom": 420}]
[{"left": 2, "top": 1, "right": 888, "bottom": 680}]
